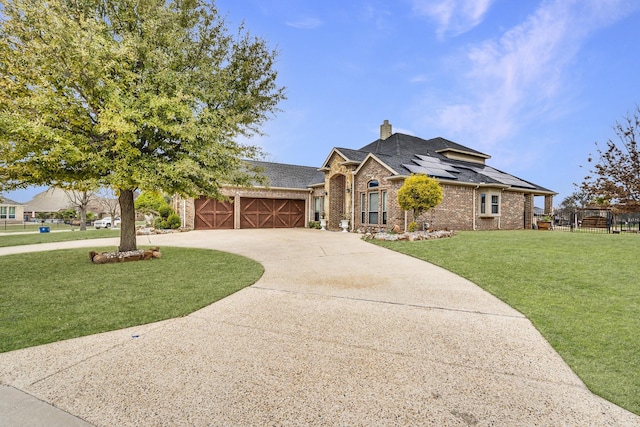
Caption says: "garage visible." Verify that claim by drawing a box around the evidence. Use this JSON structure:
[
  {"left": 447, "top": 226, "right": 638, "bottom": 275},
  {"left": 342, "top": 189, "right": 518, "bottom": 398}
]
[
  {"left": 194, "top": 196, "right": 306, "bottom": 229},
  {"left": 240, "top": 198, "right": 305, "bottom": 229},
  {"left": 194, "top": 197, "right": 234, "bottom": 230},
  {"left": 183, "top": 161, "right": 322, "bottom": 230}
]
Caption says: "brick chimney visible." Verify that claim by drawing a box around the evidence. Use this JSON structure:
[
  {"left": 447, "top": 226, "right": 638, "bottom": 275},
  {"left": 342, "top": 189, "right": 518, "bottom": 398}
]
[{"left": 380, "top": 120, "right": 392, "bottom": 140}]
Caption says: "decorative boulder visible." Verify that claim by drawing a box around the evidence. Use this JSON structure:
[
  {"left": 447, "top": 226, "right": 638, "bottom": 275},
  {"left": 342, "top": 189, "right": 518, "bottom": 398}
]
[{"left": 89, "top": 247, "right": 162, "bottom": 264}]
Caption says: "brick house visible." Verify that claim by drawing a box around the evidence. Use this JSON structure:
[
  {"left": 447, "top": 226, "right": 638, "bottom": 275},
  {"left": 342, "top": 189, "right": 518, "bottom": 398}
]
[{"left": 176, "top": 120, "right": 555, "bottom": 231}]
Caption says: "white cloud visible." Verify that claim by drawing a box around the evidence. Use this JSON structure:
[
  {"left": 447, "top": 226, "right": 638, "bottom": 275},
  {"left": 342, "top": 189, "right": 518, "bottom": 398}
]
[
  {"left": 285, "top": 17, "right": 323, "bottom": 30},
  {"left": 412, "top": 0, "right": 495, "bottom": 38},
  {"left": 410, "top": 74, "right": 430, "bottom": 83},
  {"left": 424, "top": 0, "right": 639, "bottom": 150},
  {"left": 360, "top": 3, "right": 393, "bottom": 31}
]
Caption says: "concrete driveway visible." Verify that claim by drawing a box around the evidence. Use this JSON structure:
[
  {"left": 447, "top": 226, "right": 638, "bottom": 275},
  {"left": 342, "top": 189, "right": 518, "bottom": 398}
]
[{"left": 1, "top": 229, "right": 638, "bottom": 426}]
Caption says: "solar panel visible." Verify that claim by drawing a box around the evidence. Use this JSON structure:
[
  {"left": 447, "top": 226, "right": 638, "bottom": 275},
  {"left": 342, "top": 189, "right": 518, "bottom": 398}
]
[
  {"left": 415, "top": 155, "right": 460, "bottom": 172},
  {"left": 402, "top": 162, "right": 457, "bottom": 179},
  {"left": 465, "top": 165, "right": 536, "bottom": 189}
]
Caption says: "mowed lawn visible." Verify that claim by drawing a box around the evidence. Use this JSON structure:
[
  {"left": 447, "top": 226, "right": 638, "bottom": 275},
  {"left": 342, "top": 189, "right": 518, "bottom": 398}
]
[
  {"left": 0, "top": 228, "right": 120, "bottom": 247},
  {"left": 0, "top": 247, "right": 263, "bottom": 353},
  {"left": 372, "top": 230, "right": 640, "bottom": 415}
]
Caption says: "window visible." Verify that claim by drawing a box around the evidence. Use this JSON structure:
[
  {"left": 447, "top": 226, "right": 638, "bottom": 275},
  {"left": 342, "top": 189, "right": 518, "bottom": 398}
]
[
  {"left": 491, "top": 195, "right": 499, "bottom": 214},
  {"left": 313, "top": 197, "right": 324, "bottom": 221},
  {"left": 361, "top": 193, "right": 366, "bottom": 224},
  {"left": 369, "top": 192, "right": 379, "bottom": 224},
  {"left": 0, "top": 207, "right": 12, "bottom": 219},
  {"left": 479, "top": 192, "right": 500, "bottom": 217},
  {"left": 381, "top": 191, "right": 387, "bottom": 225},
  {"left": 368, "top": 180, "right": 379, "bottom": 188}
]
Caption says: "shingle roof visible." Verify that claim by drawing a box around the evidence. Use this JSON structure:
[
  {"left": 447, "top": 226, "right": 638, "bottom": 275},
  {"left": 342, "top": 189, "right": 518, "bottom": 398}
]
[
  {"left": 248, "top": 160, "right": 323, "bottom": 189},
  {"left": 0, "top": 196, "right": 21, "bottom": 205},
  {"left": 242, "top": 131, "right": 554, "bottom": 194},
  {"left": 359, "top": 134, "right": 490, "bottom": 159},
  {"left": 332, "top": 148, "right": 369, "bottom": 163},
  {"left": 24, "top": 188, "right": 75, "bottom": 212},
  {"left": 355, "top": 133, "right": 553, "bottom": 193}
]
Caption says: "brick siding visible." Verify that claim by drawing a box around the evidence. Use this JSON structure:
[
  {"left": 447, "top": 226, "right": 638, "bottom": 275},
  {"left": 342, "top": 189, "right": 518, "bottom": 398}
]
[
  {"left": 324, "top": 152, "right": 355, "bottom": 230},
  {"left": 353, "top": 158, "right": 403, "bottom": 231}
]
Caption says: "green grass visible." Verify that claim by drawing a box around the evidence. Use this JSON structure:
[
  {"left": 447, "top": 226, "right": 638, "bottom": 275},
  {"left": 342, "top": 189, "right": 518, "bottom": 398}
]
[
  {"left": 0, "top": 247, "right": 263, "bottom": 353},
  {"left": 371, "top": 230, "right": 640, "bottom": 415},
  {"left": 0, "top": 228, "right": 120, "bottom": 247},
  {"left": 0, "top": 222, "right": 75, "bottom": 233}
]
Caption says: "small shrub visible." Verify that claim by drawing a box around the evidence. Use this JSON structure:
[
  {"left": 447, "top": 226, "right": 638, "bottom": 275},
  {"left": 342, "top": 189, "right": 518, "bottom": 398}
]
[
  {"left": 408, "top": 221, "right": 419, "bottom": 232},
  {"left": 158, "top": 205, "right": 172, "bottom": 219},
  {"left": 154, "top": 217, "right": 167, "bottom": 229},
  {"left": 166, "top": 213, "right": 181, "bottom": 229},
  {"left": 308, "top": 221, "right": 321, "bottom": 229}
]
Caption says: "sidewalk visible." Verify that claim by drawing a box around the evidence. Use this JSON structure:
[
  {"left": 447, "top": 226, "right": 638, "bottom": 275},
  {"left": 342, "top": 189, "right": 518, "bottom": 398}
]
[{"left": 1, "top": 229, "right": 638, "bottom": 426}]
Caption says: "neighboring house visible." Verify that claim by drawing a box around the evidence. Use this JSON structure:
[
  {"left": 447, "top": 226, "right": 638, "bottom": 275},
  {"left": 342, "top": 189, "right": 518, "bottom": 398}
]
[
  {"left": 177, "top": 120, "right": 555, "bottom": 231},
  {"left": 0, "top": 196, "right": 25, "bottom": 224},
  {"left": 24, "top": 187, "right": 119, "bottom": 220}
]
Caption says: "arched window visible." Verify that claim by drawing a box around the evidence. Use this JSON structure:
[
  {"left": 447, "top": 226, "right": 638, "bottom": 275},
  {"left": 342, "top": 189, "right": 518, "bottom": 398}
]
[{"left": 368, "top": 180, "right": 379, "bottom": 188}]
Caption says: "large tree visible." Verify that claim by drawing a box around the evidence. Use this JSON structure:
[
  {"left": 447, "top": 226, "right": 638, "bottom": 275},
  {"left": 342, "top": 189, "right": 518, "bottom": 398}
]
[
  {"left": 580, "top": 107, "right": 640, "bottom": 213},
  {"left": 0, "top": 0, "right": 284, "bottom": 250}
]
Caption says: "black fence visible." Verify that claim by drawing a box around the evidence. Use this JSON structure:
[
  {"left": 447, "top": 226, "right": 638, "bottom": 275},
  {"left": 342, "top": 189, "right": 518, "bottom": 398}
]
[{"left": 547, "top": 209, "right": 640, "bottom": 234}]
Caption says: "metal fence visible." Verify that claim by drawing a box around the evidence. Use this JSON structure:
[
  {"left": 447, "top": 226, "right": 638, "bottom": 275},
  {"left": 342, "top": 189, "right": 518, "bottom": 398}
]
[{"left": 548, "top": 209, "right": 640, "bottom": 234}]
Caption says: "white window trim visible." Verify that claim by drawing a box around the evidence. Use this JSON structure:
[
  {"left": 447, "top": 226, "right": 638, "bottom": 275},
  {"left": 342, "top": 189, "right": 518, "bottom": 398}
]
[{"left": 479, "top": 191, "right": 501, "bottom": 218}]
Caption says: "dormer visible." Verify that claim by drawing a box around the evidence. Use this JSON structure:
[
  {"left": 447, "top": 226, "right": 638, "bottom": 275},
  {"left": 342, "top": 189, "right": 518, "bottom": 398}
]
[{"left": 436, "top": 147, "right": 490, "bottom": 165}]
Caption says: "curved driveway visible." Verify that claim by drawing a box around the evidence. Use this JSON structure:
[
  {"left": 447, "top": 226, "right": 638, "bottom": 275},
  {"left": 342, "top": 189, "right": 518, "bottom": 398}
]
[{"left": 1, "top": 229, "right": 638, "bottom": 426}]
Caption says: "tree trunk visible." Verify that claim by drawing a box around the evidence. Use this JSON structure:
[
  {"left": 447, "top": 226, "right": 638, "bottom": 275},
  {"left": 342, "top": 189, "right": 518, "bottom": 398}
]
[
  {"left": 79, "top": 207, "right": 87, "bottom": 231},
  {"left": 118, "top": 189, "right": 137, "bottom": 252}
]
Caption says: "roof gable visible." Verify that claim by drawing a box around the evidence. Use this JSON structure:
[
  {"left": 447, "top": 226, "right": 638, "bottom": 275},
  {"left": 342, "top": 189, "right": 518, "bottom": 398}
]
[
  {"left": 319, "top": 148, "right": 365, "bottom": 170},
  {"left": 354, "top": 153, "right": 399, "bottom": 176}
]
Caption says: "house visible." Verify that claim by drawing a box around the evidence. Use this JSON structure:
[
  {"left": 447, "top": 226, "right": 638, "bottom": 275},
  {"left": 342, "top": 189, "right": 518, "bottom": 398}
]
[
  {"left": 24, "top": 187, "right": 120, "bottom": 220},
  {"left": 176, "top": 121, "right": 555, "bottom": 231},
  {"left": 0, "top": 196, "right": 25, "bottom": 224}
]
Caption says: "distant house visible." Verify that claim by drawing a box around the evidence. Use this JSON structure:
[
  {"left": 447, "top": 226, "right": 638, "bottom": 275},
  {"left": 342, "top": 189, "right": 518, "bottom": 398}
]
[
  {"left": 0, "top": 196, "right": 25, "bottom": 224},
  {"left": 24, "top": 187, "right": 119, "bottom": 220},
  {"left": 176, "top": 120, "right": 556, "bottom": 231}
]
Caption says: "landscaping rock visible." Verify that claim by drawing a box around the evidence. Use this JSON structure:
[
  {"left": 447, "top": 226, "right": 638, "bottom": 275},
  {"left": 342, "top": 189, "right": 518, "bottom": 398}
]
[
  {"left": 136, "top": 227, "right": 189, "bottom": 235},
  {"left": 89, "top": 247, "right": 162, "bottom": 264},
  {"left": 368, "top": 230, "right": 456, "bottom": 241}
]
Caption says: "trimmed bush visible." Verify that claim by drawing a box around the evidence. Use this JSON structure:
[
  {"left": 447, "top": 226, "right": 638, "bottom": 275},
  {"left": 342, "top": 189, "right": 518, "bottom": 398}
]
[{"left": 167, "top": 213, "right": 181, "bottom": 229}]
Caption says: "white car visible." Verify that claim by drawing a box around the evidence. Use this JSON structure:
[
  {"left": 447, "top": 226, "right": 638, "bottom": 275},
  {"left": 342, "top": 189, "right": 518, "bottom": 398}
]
[{"left": 94, "top": 217, "right": 121, "bottom": 229}]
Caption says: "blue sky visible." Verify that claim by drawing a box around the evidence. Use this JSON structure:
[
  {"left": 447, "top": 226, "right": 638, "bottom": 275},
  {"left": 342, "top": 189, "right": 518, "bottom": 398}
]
[{"left": 4, "top": 0, "right": 640, "bottom": 206}]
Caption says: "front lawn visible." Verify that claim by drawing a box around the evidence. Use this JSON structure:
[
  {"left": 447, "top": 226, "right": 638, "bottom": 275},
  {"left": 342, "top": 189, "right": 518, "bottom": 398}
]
[
  {"left": 0, "top": 228, "right": 120, "bottom": 247},
  {"left": 0, "top": 247, "right": 263, "bottom": 353},
  {"left": 372, "top": 231, "right": 640, "bottom": 415}
]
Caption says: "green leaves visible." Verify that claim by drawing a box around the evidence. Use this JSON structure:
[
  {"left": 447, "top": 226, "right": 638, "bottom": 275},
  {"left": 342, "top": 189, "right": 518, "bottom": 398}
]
[
  {"left": 397, "top": 174, "right": 444, "bottom": 219},
  {"left": 0, "top": 0, "right": 284, "bottom": 197}
]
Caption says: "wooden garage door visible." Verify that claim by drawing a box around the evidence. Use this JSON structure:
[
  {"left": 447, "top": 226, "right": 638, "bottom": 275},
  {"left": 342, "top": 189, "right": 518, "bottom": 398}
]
[
  {"left": 240, "top": 198, "right": 305, "bottom": 229},
  {"left": 194, "top": 197, "right": 234, "bottom": 229}
]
